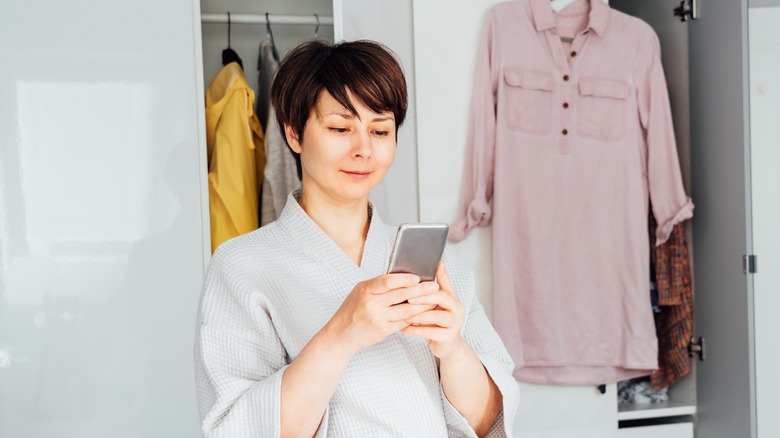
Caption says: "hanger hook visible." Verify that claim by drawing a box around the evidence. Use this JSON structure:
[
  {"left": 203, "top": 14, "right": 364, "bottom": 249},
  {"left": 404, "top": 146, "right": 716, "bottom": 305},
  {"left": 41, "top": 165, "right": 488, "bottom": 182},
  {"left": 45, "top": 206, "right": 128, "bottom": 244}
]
[
  {"left": 265, "top": 12, "right": 272, "bottom": 38},
  {"left": 313, "top": 14, "right": 320, "bottom": 39},
  {"left": 227, "top": 12, "right": 232, "bottom": 48}
]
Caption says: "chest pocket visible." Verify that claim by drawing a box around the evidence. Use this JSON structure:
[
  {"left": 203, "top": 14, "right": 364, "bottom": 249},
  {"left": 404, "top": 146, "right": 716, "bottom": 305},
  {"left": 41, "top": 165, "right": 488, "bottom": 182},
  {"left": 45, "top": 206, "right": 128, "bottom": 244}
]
[
  {"left": 576, "top": 77, "right": 630, "bottom": 142},
  {"left": 502, "top": 68, "right": 555, "bottom": 135}
]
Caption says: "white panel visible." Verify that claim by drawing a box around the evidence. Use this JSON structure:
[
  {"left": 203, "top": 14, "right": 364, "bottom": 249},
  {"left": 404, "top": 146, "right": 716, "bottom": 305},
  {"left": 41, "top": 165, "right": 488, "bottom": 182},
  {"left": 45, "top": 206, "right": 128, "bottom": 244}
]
[
  {"left": 0, "top": 0, "right": 207, "bottom": 436},
  {"left": 336, "top": 0, "right": 419, "bottom": 225},
  {"left": 748, "top": 7, "right": 780, "bottom": 438},
  {"left": 413, "top": 1, "right": 616, "bottom": 435},
  {"left": 618, "top": 422, "right": 693, "bottom": 438}
]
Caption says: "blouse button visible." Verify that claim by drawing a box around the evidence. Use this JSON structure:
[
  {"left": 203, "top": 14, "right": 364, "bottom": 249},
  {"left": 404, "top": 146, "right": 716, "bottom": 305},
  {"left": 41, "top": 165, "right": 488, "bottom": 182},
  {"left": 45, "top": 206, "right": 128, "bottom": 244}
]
[
  {"left": 563, "top": 102, "right": 570, "bottom": 109},
  {"left": 563, "top": 75, "right": 570, "bottom": 81},
  {"left": 562, "top": 129, "right": 569, "bottom": 135}
]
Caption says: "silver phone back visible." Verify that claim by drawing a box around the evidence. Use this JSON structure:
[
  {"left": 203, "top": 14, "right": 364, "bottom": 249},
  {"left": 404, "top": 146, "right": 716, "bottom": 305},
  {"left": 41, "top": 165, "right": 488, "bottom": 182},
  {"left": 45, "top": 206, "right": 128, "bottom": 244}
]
[{"left": 386, "top": 223, "right": 449, "bottom": 281}]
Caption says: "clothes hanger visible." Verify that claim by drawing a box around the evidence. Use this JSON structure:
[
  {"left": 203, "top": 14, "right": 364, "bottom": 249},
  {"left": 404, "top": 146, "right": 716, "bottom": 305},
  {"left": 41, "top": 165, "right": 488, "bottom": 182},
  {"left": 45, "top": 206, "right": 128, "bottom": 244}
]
[
  {"left": 550, "top": 0, "right": 580, "bottom": 13},
  {"left": 266, "top": 13, "right": 280, "bottom": 62},
  {"left": 221, "top": 12, "right": 244, "bottom": 69},
  {"left": 313, "top": 13, "right": 320, "bottom": 40},
  {"left": 550, "top": 0, "right": 590, "bottom": 43}
]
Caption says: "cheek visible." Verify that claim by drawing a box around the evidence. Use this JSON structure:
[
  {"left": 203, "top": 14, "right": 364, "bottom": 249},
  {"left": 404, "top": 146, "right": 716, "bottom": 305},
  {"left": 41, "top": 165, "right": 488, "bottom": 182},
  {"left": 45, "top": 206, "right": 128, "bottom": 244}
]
[{"left": 376, "top": 142, "right": 397, "bottom": 168}]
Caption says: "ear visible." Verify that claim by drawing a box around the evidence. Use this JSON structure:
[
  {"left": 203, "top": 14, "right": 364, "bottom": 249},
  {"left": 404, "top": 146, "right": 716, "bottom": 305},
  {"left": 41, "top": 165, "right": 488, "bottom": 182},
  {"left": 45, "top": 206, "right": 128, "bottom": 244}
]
[{"left": 284, "top": 124, "right": 302, "bottom": 154}]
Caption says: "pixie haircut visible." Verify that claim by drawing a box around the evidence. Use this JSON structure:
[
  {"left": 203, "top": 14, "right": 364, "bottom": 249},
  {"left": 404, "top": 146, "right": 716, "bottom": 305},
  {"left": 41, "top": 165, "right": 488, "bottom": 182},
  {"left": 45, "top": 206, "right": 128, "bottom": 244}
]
[{"left": 270, "top": 39, "right": 408, "bottom": 178}]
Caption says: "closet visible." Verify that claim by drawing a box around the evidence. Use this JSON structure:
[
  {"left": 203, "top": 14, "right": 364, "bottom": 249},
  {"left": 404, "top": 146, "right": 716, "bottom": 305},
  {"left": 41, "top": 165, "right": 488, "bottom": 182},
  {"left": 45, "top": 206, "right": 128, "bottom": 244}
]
[{"left": 0, "top": 0, "right": 776, "bottom": 436}]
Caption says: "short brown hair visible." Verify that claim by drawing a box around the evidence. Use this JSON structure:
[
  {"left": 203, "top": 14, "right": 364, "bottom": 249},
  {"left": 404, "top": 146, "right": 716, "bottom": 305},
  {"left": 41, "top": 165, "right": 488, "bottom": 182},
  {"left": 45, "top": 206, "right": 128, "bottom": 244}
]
[{"left": 270, "top": 40, "right": 408, "bottom": 178}]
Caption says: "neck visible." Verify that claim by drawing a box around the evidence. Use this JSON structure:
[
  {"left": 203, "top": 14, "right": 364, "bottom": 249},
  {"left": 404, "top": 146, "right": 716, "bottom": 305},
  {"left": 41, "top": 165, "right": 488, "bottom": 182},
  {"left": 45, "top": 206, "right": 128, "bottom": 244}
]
[{"left": 297, "top": 188, "right": 371, "bottom": 264}]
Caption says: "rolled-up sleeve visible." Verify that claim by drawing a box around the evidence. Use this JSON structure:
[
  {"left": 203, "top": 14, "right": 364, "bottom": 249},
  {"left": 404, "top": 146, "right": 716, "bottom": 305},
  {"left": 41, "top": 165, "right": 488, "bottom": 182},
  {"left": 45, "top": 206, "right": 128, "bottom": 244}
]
[
  {"left": 636, "top": 27, "right": 694, "bottom": 246},
  {"left": 451, "top": 11, "right": 500, "bottom": 243}
]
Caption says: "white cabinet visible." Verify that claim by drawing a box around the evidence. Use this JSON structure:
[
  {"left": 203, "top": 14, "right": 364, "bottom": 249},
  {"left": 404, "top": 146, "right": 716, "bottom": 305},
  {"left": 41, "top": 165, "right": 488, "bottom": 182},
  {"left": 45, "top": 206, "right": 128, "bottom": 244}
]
[
  {"left": 618, "top": 423, "right": 694, "bottom": 438},
  {"left": 0, "top": 0, "right": 208, "bottom": 436}
]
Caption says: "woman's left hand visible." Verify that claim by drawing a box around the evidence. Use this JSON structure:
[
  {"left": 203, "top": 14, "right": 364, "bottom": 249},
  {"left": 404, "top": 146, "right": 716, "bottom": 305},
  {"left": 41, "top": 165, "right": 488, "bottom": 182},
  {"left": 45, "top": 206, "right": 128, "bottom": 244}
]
[{"left": 401, "top": 262, "right": 467, "bottom": 360}]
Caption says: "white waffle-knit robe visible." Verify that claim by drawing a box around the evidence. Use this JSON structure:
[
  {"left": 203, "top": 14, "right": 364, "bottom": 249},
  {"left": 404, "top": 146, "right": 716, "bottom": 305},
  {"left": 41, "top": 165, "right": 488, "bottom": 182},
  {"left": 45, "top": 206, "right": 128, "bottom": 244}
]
[{"left": 194, "top": 192, "right": 520, "bottom": 437}]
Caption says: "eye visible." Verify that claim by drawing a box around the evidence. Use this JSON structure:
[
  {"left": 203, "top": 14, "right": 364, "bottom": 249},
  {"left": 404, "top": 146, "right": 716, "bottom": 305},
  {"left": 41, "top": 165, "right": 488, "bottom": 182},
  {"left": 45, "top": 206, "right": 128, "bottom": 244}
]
[
  {"left": 373, "top": 130, "right": 390, "bottom": 137},
  {"left": 329, "top": 127, "right": 350, "bottom": 134}
]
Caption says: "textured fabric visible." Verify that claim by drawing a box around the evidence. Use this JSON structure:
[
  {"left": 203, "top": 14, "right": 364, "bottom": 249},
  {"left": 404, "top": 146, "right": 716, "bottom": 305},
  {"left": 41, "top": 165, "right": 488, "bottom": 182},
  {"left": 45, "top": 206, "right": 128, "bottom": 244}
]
[
  {"left": 649, "top": 213, "right": 693, "bottom": 390},
  {"left": 256, "top": 39, "right": 279, "bottom": 134},
  {"left": 194, "top": 191, "right": 520, "bottom": 437},
  {"left": 260, "top": 110, "right": 301, "bottom": 226},
  {"left": 206, "top": 62, "right": 266, "bottom": 252},
  {"left": 450, "top": 0, "right": 694, "bottom": 385}
]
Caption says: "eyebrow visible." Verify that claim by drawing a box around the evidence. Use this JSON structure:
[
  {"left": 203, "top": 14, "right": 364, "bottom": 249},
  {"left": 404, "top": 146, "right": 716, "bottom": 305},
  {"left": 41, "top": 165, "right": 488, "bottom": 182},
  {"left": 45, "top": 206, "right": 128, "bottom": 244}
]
[{"left": 324, "top": 112, "right": 394, "bottom": 123}]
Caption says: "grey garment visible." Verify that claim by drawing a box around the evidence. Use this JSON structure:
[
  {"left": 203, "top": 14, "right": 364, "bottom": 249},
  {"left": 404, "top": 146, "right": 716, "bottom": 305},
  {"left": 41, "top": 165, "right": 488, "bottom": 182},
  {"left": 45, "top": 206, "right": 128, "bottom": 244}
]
[
  {"left": 260, "top": 110, "right": 301, "bottom": 226},
  {"left": 194, "top": 191, "right": 520, "bottom": 437},
  {"left": 256, "top": 38, "right": 279, "bottom": 133}
]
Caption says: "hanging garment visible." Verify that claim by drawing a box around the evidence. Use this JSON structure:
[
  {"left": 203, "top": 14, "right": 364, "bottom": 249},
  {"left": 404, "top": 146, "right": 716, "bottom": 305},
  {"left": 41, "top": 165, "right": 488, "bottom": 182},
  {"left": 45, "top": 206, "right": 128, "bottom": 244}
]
[
  {"left": 649, "top": 213, "right": 693, "bottom": 390},
  {"left": 451, "top": 0, "right": 694, "bottom": 385},
  {"left": 256, "top": 38, "right": 279, "bottom": 133},
  {"left": 205, "top": 61, "right": 266, "bottom": 253},
  {"left": 195, "top": 190, "right": 520, "bottom": 437},
  {"left": 260, "top": 111, "right": 301, "bottom": 226},
  {"left": 255, "top": 38, "right": 302, "bottom": 226}
]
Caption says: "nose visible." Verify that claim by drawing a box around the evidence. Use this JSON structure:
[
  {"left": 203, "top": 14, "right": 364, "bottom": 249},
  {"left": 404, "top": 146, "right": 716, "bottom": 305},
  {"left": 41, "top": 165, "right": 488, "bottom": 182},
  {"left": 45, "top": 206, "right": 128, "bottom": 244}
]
[{"left": 351, "top": 129, "right": 372, "bottom": 159}]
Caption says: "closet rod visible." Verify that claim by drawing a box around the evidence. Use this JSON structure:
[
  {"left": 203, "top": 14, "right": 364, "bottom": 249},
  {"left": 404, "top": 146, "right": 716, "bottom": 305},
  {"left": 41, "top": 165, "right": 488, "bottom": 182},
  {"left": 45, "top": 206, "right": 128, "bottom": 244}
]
[{"left": 201, "top": 13, "right": 334, "bottom": 26}]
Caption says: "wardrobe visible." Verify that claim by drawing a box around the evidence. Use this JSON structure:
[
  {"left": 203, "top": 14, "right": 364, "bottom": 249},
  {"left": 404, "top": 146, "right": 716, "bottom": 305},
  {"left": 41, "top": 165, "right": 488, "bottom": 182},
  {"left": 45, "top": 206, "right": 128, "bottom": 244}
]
[{"left": 0, "top": 0, "right": 775, "bottom": 437}]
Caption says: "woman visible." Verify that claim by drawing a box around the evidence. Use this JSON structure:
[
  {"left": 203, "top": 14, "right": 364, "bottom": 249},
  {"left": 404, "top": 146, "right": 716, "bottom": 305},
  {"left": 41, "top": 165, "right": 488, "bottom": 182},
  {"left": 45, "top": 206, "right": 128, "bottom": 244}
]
[{"left": 194, "top": 40, "right": 519, "bottom": 438}]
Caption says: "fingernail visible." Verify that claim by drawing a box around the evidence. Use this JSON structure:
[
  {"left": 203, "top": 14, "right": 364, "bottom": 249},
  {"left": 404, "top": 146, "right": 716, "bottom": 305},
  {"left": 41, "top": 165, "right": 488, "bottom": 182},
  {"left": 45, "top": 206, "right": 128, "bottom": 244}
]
[{"left": 428, "top": 282, "right": 440, "bottom": 292}]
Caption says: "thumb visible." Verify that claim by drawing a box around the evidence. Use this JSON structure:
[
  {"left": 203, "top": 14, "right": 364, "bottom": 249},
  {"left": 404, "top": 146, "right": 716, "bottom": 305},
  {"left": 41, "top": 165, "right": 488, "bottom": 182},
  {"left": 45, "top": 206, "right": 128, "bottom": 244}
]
[{"left": 436, "top": 261, "right": 453, "bottom": 292}]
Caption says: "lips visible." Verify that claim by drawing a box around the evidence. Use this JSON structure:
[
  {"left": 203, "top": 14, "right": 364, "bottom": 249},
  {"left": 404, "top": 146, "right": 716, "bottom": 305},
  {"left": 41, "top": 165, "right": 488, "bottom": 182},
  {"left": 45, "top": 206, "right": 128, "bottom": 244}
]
[{"left": 342, "top": 170, "right": 372, "bottom": 180}]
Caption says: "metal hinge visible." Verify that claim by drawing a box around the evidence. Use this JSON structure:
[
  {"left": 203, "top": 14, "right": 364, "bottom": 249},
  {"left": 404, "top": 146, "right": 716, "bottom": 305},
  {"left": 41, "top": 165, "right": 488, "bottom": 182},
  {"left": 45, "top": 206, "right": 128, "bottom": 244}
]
[
  {"left": 743, "top": 255, "right": 757, "bottom": 274},
  {"left": 688, "top": 336, "right": 705, "bottom": 361},
  {"left": 673, "top": 0, "right": 700, "bottom": 22}
]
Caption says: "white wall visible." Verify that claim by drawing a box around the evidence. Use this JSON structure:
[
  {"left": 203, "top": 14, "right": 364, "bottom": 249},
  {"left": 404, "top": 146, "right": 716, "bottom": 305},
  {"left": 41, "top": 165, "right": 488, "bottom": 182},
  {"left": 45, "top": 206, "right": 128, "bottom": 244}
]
[{"left": 0, "top": 0, "right": 206, "bottom": 436}]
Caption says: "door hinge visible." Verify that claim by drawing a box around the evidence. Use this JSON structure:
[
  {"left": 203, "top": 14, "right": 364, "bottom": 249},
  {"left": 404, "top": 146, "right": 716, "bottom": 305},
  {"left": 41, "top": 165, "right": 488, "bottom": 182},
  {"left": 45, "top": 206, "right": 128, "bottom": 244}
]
[
  {"left": 673, "top": 0, "right": 700, "bottom": 22},
  {"left": 688, "top": 336, "right": 705, "bottom": 361},
  {"left": 743, "top": 254, "right": 757, "bottom": 274}
]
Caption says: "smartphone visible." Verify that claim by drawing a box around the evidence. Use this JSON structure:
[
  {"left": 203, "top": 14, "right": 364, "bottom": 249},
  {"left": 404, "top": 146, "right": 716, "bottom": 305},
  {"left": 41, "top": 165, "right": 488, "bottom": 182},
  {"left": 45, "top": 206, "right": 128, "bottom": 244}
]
[{"left": 386, "top": 223, "right": 449, "bottom": 281}]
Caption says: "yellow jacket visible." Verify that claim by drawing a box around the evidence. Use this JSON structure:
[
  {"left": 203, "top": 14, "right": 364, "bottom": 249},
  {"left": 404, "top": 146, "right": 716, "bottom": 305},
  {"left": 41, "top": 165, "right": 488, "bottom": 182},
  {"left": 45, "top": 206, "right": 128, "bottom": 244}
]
[{"left": 205, "top": 62, "right": 266, "bottom": 253}]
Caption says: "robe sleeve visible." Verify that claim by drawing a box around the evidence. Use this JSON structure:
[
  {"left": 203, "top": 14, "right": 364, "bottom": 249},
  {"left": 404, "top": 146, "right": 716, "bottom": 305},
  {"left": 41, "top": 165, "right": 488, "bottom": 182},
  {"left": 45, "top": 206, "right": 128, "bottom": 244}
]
[
  {"left": 193, "top": 248, "right": 329, "bottom": 437},
  {"left": 439, "top": 251, "right": 520, "bottom": 437}
]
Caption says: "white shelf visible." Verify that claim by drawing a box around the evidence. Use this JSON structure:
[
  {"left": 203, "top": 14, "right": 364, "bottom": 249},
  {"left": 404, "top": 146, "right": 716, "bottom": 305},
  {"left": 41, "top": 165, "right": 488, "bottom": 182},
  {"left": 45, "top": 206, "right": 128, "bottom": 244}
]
[{"left": 617, "top": 399, "right": 697, "bottom": 421}]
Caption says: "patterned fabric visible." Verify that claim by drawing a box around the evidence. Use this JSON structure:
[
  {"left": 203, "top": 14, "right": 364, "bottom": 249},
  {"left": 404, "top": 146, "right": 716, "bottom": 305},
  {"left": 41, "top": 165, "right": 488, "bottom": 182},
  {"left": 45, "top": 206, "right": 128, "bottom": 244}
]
[
  {"left": 649, "top": 212, "right": 693, "bottom": 390},
  {"left": 194, "top": 191, "right": 520, "bottom": 437}
]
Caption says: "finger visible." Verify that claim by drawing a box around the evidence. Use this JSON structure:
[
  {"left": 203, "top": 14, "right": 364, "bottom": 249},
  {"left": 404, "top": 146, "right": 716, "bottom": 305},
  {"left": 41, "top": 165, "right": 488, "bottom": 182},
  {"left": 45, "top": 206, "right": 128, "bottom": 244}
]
[
  {"left": 400, "top": 325, "right": 449, "bottom": 341},
  {"left": 407, "top": 289, "right": 458, "bottom": 309},
  {"left": 365, "top": 273, "right": 420, "bottom": 295},
  {"left": 381, "top": 281, "right": 440, "bottom": 306},
  {"left": 404, "top": 310, "right": 452, "bottom": 328},
  {"left": 386, "top": 303, "right": 438, "bottom": 322},
  {"left": 436, "top": 262, "right": 454, "bottom": 293}
]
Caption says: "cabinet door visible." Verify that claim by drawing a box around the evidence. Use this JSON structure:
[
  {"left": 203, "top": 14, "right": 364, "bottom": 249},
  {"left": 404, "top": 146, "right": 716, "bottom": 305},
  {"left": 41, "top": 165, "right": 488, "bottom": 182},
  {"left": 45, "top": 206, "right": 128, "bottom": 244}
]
[
  {"left": 748, "top": 4, "right": 780, "bottom": 437},
  {"left": 688, "top": 0, "right": 755, "bottom": 437},
  {"left": 0, "top": 0, "right": 208, "bottom": 436}
]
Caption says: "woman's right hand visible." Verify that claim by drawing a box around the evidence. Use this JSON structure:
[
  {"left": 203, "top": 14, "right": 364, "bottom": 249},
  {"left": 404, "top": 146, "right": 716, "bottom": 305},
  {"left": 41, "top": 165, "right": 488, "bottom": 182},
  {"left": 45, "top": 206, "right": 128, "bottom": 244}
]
[{"left": 324, "top": 274, "right": 440, "bottom": 356}]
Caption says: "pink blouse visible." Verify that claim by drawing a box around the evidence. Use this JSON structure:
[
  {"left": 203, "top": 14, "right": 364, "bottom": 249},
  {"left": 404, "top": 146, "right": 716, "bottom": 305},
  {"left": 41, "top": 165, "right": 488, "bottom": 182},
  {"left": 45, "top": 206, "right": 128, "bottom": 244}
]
[{"left": 451, "top": 0, "right": 694, "bottom": 385}]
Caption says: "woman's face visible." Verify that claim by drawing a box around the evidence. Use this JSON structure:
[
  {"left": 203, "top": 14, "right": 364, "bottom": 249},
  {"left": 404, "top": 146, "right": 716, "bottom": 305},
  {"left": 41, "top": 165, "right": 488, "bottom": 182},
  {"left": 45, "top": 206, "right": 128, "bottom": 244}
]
[{"left": 286, "top": 89, "right": 397, "bottom": 205}]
